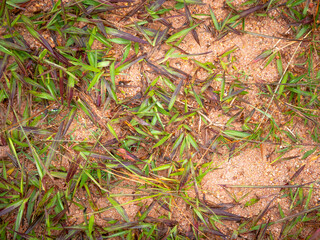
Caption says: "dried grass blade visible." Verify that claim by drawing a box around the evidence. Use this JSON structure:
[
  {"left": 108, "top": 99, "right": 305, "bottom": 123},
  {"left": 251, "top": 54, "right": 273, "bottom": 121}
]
[
  {"left": 226, "top": 25, "right": 241, "bottom": 35},
  {"left": 105, "top": 27, "right": 147, "bottom": 44},
  {"left": 139, "top": 201, "right": 156, "bottom": 221},
  {"left": 290, "top": 164, "right": 305, "bottom": 182},
  {"left": 91, "top": 153, "right": 114, "bottom": 160},
  {"left": 149, "top": 0, "right": 166, "bottom": 12},
  {"left": 13, "top": 231, "right": 34, "bottom": 240},
  {"left": 240, "top": 30, "right": 304, "bottom": 42},
  {"left": 19, "top": 126, "right": 52, "bottom": 135},
  {"left": 156, "top": 199, "right": 171, "bottom": 212},
  {"left": 20, "top": 15, "right": 71, "bottom": 65},
  {"left": 116, "top": 54, "right": 146, "bottom": 72},
  {"left": 168, "top": 78, "right": 184, "bottom": 110},
  {"left": 0, "top": 39, "right": 30, "bottom": 52},
  {"left": 66, "top": 156, "right": 81, "bottom": 183},
  {"left": 145, "top": 60, "right": 176, "bottom": 80},
  {"left": 103, "top": 222, "right": 139, "bottom": 232},
  {"left": 205, "top": 207, "right": 244, "bottom": 220},
  {"left": 62, "top": 107, "right": 77, "bottom": 136},
  {"left": 0, "top": 199, "right": 24, "bottom": 217},
  {"left": 155, "top": 27, "right": 169, "bottom": 45},
  {"left": 7, "top": 152, "right": 20, "bottom": 168},
  {"left": 25, "top": 214, "right": 45, "bottom": 234},
  {"left": 144, "top": 216, "right": 178, "bottom": 227},
  {"left": 52, "top": 208, "right": 67, "bottom": 225},
  {"left": 184, "top": 2, "right": 200, "bottom": 45},
  {"left": 253, "top": 196, "right": 276, "bottom": 226},
  {"left": 202, "top": 228, "right": 226, "bottom": 238},
  {"left": 239, "top": 3, "right": 267, "bottom": 18},
  {"left": 179, "top": 159, "right": 191, "bottom": 190},
  {"left": 122, "top": 0, "right": 147, "bottom": 20},
  {"left": 45, "top": 120, "right": 64, "bottom": 168},
  {"left": 0, "top": 54, "right": 8, "bottom": 79},
  {"left": 191, "top": 29, "right": 200, "bottom": 45},
  {"left": 184, "top": 1, "right": 193, "bottom": 25},
  {"left": 257, "top": 218, "right": 271, "bottom": 240}
]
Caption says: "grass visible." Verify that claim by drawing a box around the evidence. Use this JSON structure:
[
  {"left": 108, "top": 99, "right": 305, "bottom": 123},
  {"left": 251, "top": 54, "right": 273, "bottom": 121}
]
[{"left": 0, "top": 0, "right": 319, "bottom": 238}]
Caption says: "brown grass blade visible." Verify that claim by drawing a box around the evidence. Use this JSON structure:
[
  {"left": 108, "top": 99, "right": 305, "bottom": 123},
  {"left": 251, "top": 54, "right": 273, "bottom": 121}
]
[
  {"left": 139, "top": 201, "right": 156, "bottom": 220},
  {"left": 14, "top": 231, "right": 34, "bottom": 240},
  {"left": 202, "top": 228, "right": 227, "bottom": 238},
  {"left": 144, "top": 216, "right": 178, "bottom": 227},
  {"left": 116, "top": 54, "right": 146, "bottom": 71},
  {"left": 106, "top": 27, "right": 148, "bottom": 44},
  {"left": 191, "top": 29, "right": 200, "bottom": 45},
  {"left": 66, "top": 156, "right": 81, "bottom": 183},
  {"left": 91, "top": 153, "right": 114, "bottom": 160},
  {"left": 52, "top": 208, "right": 68, "bottom": 225},
  {"left": 103, "top": 137, "right": 122, "bottom": 147},
  {"left": 145, "top": 60, "right": 176, "bottom": 80},
  {"left": 45, "top": 120, "right": 64, "bottom": 168},
  {"left": 122, "top": 0, "right": 147, "bottom": 20},
  {"left": 98, "top": 161, "right": 136, "bottom": 169},
  {"left": 257, "top": 218, "right": 271, "bottom": 240},
  {"left": 253, "top": 196, "right": 276, "bottom": 226},
  {"left": 6, "top": 152, "right": 20, "bottom": 168},
  {"left": 226, "top": 25, "right": 241, "bottom": 35},
  {"left": 20, "top": 126, "right": 52, "bottom": 135},
  {"left": 206, "top": 208, "right": 244, "bottom": 221},
  {"left": 155, "top": 27, "right": 169, "bottom": 45},
  {"left": 149, "top": 0, "right": 166, "bottom": 12},
  {"left": 95, "top": 21, "right": 109, "bottom": 39},
  {"left": 37, "top": 33, "right": 70, "bottom": 65},
  {"left": 0, "top": 54, "right": 8, "bottom": 79},
  {"left": 168, "top": 78, "right": 184, "bottom": 110},
  {"left": 290, "top": 164, "right": 305, "bottom": 182},
  {"left": 156, "top": 199, "right": 171, "bottom": 212},
  {"left": 239, "top": 3, "right": 268, "bottom": 18},
  {"left": 0, "top": 38, "right": 30, "bottom": 52},
  {"left": 179, "top": 160, "right": 191, "bottom": 190},
  {"left": 62, "top": 108, "right": 77, "bottom": 136},
  {"left": 184, "top": 1, "right": 192, "bottom": 24},
  {"left": 0, "top": 200, "right": 23, "bottom": 217},
  {"left": 25, "top": 214, "right": 45, "bottom": 234}
]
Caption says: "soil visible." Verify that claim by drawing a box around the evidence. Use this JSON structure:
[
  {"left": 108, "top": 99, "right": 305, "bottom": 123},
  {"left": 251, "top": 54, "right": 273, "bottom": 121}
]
[{"left": 1, "top": 0, "right": 320, "bottom": 238}]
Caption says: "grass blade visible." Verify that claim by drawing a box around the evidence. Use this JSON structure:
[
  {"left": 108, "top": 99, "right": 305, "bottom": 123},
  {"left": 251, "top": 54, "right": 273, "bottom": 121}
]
[
  {"left": 168, "top": 78, "right": 183, "bottom": 110},
  {"left": 166, "top": 24, "right": 199, "bottom": 43}
]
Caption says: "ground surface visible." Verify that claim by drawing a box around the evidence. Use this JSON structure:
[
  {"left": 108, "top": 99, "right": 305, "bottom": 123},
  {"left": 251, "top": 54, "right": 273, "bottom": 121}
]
[{"left": 0, "top": 0, "right": 320, "bottom": 239}]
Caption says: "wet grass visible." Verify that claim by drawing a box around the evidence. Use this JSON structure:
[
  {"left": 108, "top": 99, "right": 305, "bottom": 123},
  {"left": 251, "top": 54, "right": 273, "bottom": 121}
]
[{"left": 0, "top": 0, "right": 319, "bottom": 238}]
